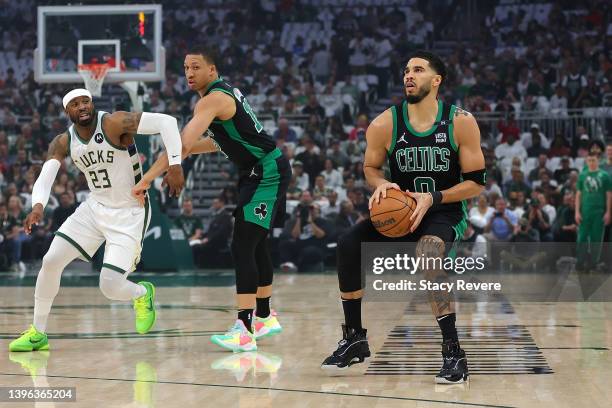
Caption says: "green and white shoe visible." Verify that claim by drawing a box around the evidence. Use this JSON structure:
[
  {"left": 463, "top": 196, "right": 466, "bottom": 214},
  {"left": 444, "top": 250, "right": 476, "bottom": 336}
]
[
  {"left": 134, "top": 282, "right": 156, "bottom": 334},
  {"left": 9, "top": 325, "right": 49, "bottom": 352}
]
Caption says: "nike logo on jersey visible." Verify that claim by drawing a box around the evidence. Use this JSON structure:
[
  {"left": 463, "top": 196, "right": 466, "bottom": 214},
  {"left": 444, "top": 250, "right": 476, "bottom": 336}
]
[
  {"left": 397, "top": 133, "right": 408, "bottom": 144},
  {"left": 171, "top": 154, "right": 180, "bottom": 158}
]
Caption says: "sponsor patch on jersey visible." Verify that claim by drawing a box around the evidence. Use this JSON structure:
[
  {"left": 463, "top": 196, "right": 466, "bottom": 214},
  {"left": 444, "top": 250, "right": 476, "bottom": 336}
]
[
  {"left": 254, "top": 203, "right": 268, "bottom": 220},
  {"left": 435, "top": 133, "right": 447, "bottom": 143},
  {"left": 233, "top": 87, "right": 244, "bottom": 101},
  {"left": 94, "top": 133, "right": 104, "bottom": 144}
]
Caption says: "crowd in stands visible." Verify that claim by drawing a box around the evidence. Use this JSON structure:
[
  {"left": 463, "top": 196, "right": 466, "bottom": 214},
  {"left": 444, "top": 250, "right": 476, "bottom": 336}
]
[{"left": 0, "top": 0, "right": 611, "bottom": 271}]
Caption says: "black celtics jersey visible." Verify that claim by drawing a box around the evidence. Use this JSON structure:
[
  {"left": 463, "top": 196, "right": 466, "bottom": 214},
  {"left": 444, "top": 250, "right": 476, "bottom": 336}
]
[
  {"left": 387, "top": 99, "right": 466, "bottom": 219},
  {"left": 204, "top": 78, "right": 277, "bottom": 170}
]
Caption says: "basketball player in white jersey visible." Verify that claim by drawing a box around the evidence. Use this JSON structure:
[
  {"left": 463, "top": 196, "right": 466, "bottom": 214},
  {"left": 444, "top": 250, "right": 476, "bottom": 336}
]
[{"left": 9, "top": 89, "right": 184, "bottom": 352}]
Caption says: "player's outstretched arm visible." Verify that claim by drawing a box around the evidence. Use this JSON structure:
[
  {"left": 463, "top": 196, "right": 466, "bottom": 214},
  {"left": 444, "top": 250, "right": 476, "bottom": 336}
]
[
  {"left": 25, "top": 133, "right": 69, "bottom": 234},
  {"left": 364, "top": 109, "right": 400, "bottom": 210},
  {"left": 131, "top": 92, "right": 234, "bottom": 202},
  {"left": 106, "top": 111, "right": 185, "bottom": 196}
]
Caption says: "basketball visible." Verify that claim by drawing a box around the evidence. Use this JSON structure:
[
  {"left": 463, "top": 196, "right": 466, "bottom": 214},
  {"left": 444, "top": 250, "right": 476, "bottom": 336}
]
[{"left": 370, "top": 189, "right": 417, "bottom": 237}]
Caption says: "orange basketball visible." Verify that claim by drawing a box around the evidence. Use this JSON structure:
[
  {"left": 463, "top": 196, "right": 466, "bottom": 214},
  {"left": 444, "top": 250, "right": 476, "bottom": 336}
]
[{"left": 370, "top": 189, "right": 417, "bottom": 237}]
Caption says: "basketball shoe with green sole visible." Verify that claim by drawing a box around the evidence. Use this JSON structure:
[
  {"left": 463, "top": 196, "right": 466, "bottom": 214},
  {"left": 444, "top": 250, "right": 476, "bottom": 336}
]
[
  {"left": 9, "top": 325, "right": 49, "bottom": 352},
  {"left": 134, "top": 282, "right": 156, "bottom": 334}
]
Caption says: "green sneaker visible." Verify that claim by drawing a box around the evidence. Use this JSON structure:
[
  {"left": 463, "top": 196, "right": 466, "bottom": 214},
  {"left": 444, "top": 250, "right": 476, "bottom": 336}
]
[
  {"left": 133, "top": 282, "right": 156, "bottom": 334},
  {"left": 9, "top": 325, "right": 49, "bottom": 352}
]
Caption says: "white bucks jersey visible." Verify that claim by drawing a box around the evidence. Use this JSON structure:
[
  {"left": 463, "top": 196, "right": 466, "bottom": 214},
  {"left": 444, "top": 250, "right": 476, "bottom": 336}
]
[{"left": 68, "top": 111, "right": 143, "bottom": 208}]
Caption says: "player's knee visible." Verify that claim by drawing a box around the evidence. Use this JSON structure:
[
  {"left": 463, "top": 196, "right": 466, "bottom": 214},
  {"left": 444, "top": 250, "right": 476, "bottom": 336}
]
[
  {"left": 416, "top": 235, "right": 446, "bottom": 259},
  {"left": 41, "top": 250, "right": 65, "bottom": 271},
  {"left": 99, "top": 268, "right": 125, "bottom": 300}
]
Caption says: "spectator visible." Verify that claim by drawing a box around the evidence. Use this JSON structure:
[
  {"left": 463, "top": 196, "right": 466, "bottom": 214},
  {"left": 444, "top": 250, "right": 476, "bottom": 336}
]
[
  {"left": 526, "top": 132, "right": 548, "bottom": 158},
  {"left": 326, "top": 139, "right": 350, "bottom": 170},
  {"left": 549, "top": 85, "right": 568, "bottom": 116},
  {"left": 536, "top": 192, "right": 557, "bottom": 225},
  {"left": 348, "top": 114, "right": 368, "bottom": 142},
  {"left": 295, "top": 137, "right": 324, "bottom": 189},
  {"left": 497, "top": 113, "right": 520, "bottom": 144},
  {"left": 508, "top": 190, "right": 527, "bottom": 219},
  {"left": 193, "top": 197, "right": 232, "bottom": 267},
  {"left": 301, "top": 95, "right": 326, "bottom": 123},
  {"left": 468, "top": 193, "right": 494, "bottom": 234},
  {"left": 554, "top": 157, "right": 578, "bottom": 185},
  {"left": 292, "top": 161, "right": 310, "bottom": 191},
  {"left": 523, "top": 198, "right": 552, "bottom": 242},
  {"left": 274, "top": 117, "right": 297, "bottom": 143},
  {"left": 174, "top": 198, "right": 204, "bottom": 245},
  {"left": 528, "top": 154, "right": 552, "bottom": 183},
  {"left": 313, "top": 175, "right": 334, "bottom": 201},
  {"left": 286, "top": 175, "right": 303, "bottom": 201},
  {"left": 575, "top": 134, "right": 590, "bottom": 158},
  {"left": 320, "top": 158, "right": 343, "bottom": 190},
  {"left": 280, "top": 198, "right": 331, "bottom": 272},
  {"left": 553, "top": 192, "right": 577, "bottom": 242},
  {"left": 562, "top": 61, "right": 587, "bottom": 108},
  {"left": 484, "top": 197, "right": 518, "bottom": 242},
  {"left": 548, "top": 133, "right": 572, "bottom": 158},
  {"left": 50, "top": 192, "right": 77, "bottom": 233},
  {"left": 5, "top": 195, "right": 28, "bottom": 270},
  {"left": 322, "top": 190, "right": 341, "bottom": 219},
  {"left": 335, "top": 199, "right": 362, "bottom": 237},
  {"left": 521, "top": 123, "right": 550, "bottom": 151},
  {"left": 601, "top": 144, "right": 612, "bottom": 178},
  {"left": 495, "top": 133, "right": 526, "bottom": 160},
  {"left": 504, "top": 167, "right": 531, "bottom": 197}
]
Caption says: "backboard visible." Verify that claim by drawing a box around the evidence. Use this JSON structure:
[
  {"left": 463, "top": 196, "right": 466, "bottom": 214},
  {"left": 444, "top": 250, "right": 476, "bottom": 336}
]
[{"left": 35, "top": 4, "right": 164, "bottom": 83}]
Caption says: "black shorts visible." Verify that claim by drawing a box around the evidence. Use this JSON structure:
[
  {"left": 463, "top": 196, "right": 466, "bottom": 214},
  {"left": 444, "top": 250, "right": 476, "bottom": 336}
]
[
  {"left": 352, "top": 210, "right": 466, "bottom": 243},
  {"left": 235, "top": 149, "right": 291, "bottom": 230},
  {"left": 337, "top": 210, "right": 467, "bottom": 292}
]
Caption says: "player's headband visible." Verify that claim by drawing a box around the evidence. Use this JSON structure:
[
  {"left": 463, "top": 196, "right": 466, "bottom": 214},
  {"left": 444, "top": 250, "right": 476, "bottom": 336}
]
[{"left": 63, "top": 88, "right": 92, "bottom": 109}]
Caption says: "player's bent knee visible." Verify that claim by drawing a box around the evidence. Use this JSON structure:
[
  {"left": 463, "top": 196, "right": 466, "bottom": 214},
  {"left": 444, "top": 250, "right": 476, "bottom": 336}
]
[
  {"left": 99, "top": 268, "right": 129, "bottom": 300},
  {"left": 416, "top": 235, "right": 446, "bottom": 259}
]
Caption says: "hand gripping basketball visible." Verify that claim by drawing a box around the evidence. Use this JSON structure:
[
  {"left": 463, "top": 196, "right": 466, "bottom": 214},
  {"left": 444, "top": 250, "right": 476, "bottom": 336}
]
[
  {"left": 370, "top": 188, "right": 417, "bottom": 238},
  {"left": 368, "top": 182, "right": 402, "bottom": 210},
  {"left": 405, "top": 191, "right": 434, "bottom": 233}
]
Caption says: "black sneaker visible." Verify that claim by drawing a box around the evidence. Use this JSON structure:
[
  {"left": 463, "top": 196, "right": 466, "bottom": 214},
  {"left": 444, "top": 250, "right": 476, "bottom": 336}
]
[
  {"left": 321, "top": 325, "right": 371, "bottom": 371},
  {"left": 435, "top": 339, "right": 469, "bottom": 384}
]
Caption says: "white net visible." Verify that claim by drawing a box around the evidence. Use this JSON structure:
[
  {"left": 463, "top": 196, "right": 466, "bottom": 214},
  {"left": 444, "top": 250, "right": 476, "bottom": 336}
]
[{"left": 78, "top": 64, "right": 110, "bottom": 96}]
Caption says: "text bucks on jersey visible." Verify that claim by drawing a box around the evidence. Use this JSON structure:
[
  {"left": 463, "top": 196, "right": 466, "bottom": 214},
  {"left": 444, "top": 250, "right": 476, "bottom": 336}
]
[{"left": 68, "top": 111, "right": 143, "bottom": 208}]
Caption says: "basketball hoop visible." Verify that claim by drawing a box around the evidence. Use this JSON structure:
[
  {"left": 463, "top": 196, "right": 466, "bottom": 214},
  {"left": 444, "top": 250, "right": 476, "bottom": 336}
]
[{"left": 78, "top": 63, "right": 110, "bottom": 96}]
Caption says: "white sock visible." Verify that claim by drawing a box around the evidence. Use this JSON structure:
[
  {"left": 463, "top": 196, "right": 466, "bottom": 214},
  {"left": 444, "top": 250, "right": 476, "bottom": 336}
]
[
  {"left": 99, "top": 268, "right": 146, "bottom": 301},
  {"left": 33, "top": 297, "right": 54, "bottom": 333}
]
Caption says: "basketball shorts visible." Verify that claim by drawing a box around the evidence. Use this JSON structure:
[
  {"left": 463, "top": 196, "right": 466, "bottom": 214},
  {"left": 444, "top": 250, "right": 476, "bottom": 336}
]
[
  {"left": 54, "top": 196, "right": 151, "bottom": 274},
  {"left": 337, "top": 210, "right": 467, "bottom": 292},
  {"left": 236, "top": 148, "right": 291, "bottom": 230}
]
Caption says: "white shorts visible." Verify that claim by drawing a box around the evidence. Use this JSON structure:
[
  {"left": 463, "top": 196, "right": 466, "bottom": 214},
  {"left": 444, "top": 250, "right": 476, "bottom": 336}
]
[{"left": 55, "top": 197, "right": 151, "bottom": 274}]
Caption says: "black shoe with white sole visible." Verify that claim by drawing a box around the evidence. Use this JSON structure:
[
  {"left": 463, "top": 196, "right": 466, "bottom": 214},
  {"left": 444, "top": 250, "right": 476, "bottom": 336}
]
[
  {"left": 435, "top": 339, "right": 469, "bottom": 384},
  {"left": 321, "top": 325, "right": 371, "bottom": 370}
]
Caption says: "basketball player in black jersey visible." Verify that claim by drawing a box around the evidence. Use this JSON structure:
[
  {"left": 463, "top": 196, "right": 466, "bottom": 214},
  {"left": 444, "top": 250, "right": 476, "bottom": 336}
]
[
  {"left": 133, "top": 46, "right": 290, "bottom": 352},
  {"left": 321, "top": 51, "right": 486, "bottom": 384}
]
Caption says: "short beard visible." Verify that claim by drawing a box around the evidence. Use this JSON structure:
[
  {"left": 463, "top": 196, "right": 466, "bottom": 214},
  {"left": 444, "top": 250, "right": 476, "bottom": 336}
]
[
  {"left": 70, "top": 108, "right": 96, "bottom": 127},
  {"left": 406, "top": 84, "right": 431, "bottom": 104}
]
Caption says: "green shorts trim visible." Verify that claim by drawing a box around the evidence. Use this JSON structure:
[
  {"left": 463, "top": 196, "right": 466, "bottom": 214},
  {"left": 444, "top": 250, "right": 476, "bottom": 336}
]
[{"left": 54, "top": 231, "right": 93, "bottom": 262}]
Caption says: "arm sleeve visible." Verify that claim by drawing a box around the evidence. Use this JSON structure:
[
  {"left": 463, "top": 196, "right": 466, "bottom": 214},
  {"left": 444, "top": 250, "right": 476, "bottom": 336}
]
[
  {"left": 31, "top": 159, "right": 61, "bottom": 209},
  {"left": 137, "top": 112, "right": 183, "bottom": 166}
]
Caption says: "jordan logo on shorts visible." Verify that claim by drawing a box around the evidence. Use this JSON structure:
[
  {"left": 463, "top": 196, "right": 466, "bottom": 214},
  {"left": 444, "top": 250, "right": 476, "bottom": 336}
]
[
  {"left": 254, "top": 203, "right": 267, "bottom": 220},
  {"left": 250, "top": 168, "right": 258, "bottom": 178}
]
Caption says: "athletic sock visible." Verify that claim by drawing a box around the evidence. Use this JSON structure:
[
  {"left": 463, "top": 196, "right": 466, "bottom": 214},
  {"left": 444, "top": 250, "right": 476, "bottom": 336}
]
[
  {"left": 33, "top": 297, "right": 53, "bottom": 333},
  {"left": 437, "top": 313, "right": 458, "bottom": 343},
  {"left": 255, "top": 297, "right": 271, "bottom": 318},
  {"left": 341, "top": 297, "right": 362, "bottom": 331},
  {"left": 238, "top": 309, "right": 254, "bottom": 333}
]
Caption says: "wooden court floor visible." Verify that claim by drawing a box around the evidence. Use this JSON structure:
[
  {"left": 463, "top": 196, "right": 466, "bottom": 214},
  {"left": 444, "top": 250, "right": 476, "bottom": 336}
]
[{"left": 0, "top": 271, "right": 611, "bottom": 408}]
